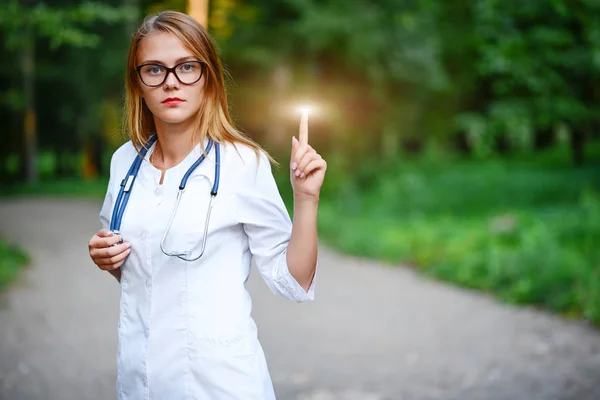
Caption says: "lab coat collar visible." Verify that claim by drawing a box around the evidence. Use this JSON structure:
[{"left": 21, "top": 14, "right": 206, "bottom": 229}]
[{"left": 143, "top": 138, "right": 216, "bottom": 187}]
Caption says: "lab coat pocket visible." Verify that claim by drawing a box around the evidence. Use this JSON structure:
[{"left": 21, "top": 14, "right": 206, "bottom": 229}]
[
  {"left": 188, "top": 311, "right": 257, "bottom": 357},
  {"left": 187, "top": 263, "right": 257, "bottom": 358},
  {"left": 189, "top": 350, "right": 265, "bottom": 399},
  {"left": 193, "top": 328, "right": 257, "bottom": 357}
]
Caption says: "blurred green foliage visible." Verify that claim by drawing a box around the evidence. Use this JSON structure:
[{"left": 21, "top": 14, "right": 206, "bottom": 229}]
[
  {"left": 2, "top": 0, "right": 600, "bottom": 179},
  {"left": 0, "top": 1, "right": 136, "bottom": 51},
  {"left": 214, "top": 0, "right": 600, "bottom": 167},
  {"left": 0, "top": 239, "right": 29, "bottom": 291}
]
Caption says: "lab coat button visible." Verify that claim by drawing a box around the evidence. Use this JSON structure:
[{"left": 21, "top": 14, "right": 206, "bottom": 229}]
[
  {"left": 141, "top": 230, "right": 148, "bottom": 240},
  {"left": 155, "top": 187, "right": 162, "bottom": 195}
]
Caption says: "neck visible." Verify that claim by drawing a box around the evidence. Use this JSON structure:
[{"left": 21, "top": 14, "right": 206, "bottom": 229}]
[{"left": 152, "top": 119, "right": 199, "bottom": 169}]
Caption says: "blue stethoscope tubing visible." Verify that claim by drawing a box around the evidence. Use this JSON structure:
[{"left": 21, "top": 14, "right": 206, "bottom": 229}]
[{"left": 109, "top": 134, "right": 220, "bottom": 260}]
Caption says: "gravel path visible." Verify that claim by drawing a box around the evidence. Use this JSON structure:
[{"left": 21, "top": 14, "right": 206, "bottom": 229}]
[{"left": 1, "top": 197, "right": 599, "bottom": 400}]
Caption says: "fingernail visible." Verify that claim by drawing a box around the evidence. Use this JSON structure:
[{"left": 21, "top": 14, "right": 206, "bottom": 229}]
[
  {"left": 126, "top": 242, "right": 131, "bottom": 248},
  {"left": 295, "top": 169, "right": 301, "bottom": 176},
  {"left": 300, "top": 172, "right": 305, "bottom": 178},
  {"left": 291, "top": 162, "right": 297, "bottom": 170}
]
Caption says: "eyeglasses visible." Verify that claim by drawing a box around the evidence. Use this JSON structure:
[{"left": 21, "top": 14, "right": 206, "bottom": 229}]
[{"left": 136, "top": 60, "right": 205, "bottom": 87}]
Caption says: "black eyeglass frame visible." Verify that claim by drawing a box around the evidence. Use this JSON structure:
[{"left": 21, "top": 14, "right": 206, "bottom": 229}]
[{"left": 136, "top": 60, "right": 206, "bottom": 87}]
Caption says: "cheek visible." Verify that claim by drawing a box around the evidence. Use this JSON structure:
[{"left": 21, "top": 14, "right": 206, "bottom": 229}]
[
  {"left": 187, "top": 85, "right": 206, "bottom": 110},
  {"left": 191, "top": 76, "right": 207, "bottom": 103},
  {"left": 140, "top": 87, "right": 159, "bottom": 105},
  {"left": 138, "top": 86, "right": 156, "bottom": 110}
]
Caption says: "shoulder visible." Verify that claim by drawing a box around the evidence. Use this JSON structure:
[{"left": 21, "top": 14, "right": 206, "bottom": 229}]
[
  {"left": 219, "top": 140, "right": 279, "bottom": 193},
  {"left": 106, "top": 140, "right": 138, "bottom": 181},
  {"left": 111, "top": 140, "right": 137, "bottom": 164},
  {"left": 109, "top": 140, "right": 137, "bottom": 168},
  {"left": 221, "top": 140, "right": 272, "bottom": 176}
]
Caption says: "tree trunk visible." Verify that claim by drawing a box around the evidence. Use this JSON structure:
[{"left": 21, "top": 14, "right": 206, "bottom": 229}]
[
  {"left": 570, "top": 130, "right": 585, "bottom": 166},
  {"left": 187, "top": 0, "right": 209, "bottom": 28},
  {"left": 22, "top": 27, "right": 38, "bottom": 184}
]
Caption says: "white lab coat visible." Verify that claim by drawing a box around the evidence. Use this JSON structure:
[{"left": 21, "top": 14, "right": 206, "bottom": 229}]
[{"left": 99, "top": 138, "right": 316, "bottom": 400}]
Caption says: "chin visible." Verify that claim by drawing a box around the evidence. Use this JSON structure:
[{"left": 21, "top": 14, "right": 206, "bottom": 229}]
[{"left": 156, "top": 110, "right": 196, "bottom": 125}]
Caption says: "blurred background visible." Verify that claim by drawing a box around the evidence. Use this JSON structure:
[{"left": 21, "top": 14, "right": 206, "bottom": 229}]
[
  {"left": 1, "top": 0, "right": 600, "bottom": 398},
  {"left": 2, "top": 0, "right": 600, "bottom": 324}
]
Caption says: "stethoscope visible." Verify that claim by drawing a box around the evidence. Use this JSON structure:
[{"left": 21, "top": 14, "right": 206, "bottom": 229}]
[{"left": 109, "top": 134, "right": 220, "bottom": 261}]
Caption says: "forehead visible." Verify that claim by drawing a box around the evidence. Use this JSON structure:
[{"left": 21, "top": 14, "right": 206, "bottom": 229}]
[{"left": 137, "top": 31, "right": 194, "bottom": 64}]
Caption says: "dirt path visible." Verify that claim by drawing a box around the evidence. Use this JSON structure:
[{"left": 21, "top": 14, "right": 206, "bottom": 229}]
[{"left": 1, "top": 197, "right": 599, "bottom": 400}]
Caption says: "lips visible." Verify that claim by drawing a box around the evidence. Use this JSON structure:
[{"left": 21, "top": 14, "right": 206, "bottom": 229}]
[{"left": 162, "top": 97, "right": 185, "bottom": 105}]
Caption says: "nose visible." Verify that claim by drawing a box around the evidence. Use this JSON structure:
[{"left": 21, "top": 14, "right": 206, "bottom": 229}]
[{"left": 163, "top": 70, "right": 180, "bottom": 89}]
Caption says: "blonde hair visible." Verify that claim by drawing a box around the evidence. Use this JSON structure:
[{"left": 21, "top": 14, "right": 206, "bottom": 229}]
[{"left": 124, "top": 10, "right": 274, "bottom": 164}]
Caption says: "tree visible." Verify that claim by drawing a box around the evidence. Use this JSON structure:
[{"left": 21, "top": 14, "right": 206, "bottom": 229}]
[
  {"left": 463, "top": 0, "right": 600, "bottom": 164},
  {"left": 0, "top": 0, "right": 136, "bottom": 183}
]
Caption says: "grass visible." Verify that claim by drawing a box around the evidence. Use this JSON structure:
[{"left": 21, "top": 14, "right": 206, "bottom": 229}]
[
  {"left": 0, "top": 239, "right": 29, "bottom": 291},
  {"left": 0, "top": 177, "right": 109, "bottom": 198},
  {"left": 312, "top": 142, "right": 600, "bottom": 325}
]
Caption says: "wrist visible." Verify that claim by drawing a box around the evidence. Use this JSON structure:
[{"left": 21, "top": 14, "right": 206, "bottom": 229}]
[{"left": 293, "top": 193, "right": 320, "bottom": 206}]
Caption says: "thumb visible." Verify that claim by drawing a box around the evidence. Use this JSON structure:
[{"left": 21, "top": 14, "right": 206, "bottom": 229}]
[{"left": 291, "top": 136, "right": 299, "bottom": 155}]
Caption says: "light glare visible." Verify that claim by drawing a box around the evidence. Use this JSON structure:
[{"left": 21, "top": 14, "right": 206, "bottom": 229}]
[{"left": 297, "top": 105, "right": 312, "bottom": 115}]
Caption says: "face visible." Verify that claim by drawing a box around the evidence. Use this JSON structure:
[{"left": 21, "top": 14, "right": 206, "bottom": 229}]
[{"left": 136, "top": 31, "right": 205, "bottom": 127}]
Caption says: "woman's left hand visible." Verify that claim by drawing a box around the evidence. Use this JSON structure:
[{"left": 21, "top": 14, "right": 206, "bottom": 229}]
[{"left": 290, "top": 112, "right": 327, "bottom": 200}]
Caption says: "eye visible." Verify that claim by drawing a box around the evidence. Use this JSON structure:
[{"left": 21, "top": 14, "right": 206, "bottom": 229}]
[
  {"left": 142, "top": 65, "right": 165, "bottom": 75},
  {"left": 178, "top": 63, "right": 196, "bottom": 72}
]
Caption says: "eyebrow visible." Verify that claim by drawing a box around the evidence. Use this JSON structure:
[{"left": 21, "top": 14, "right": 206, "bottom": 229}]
[{"left": 139, "top": 56, "right": 198, "bottom": 65}]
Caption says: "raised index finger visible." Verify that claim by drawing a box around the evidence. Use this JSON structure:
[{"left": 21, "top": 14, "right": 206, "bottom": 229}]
[{"left": 299, "top": 109, "right": 309, "bottom": 145}]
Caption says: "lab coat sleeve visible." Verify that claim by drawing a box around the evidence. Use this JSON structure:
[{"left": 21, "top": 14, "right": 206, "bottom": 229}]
[{"left": 236, "top": 151, "right": 316, "bottom": 302}]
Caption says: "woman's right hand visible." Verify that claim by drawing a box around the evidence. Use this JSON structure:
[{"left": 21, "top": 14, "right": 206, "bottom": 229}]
[{"left": 88, "top": 228, "right": 131, "bottom": 272}]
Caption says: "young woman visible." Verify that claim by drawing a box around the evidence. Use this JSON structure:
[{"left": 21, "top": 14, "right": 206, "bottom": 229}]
[{"left": 87, "top": 10, "right": 326, "bottom": 400}]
